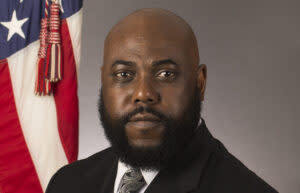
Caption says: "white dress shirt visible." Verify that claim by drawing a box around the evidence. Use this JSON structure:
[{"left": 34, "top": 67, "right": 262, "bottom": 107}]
[{"left": 113, "top": 161, "right": 159, "bottom": 193}]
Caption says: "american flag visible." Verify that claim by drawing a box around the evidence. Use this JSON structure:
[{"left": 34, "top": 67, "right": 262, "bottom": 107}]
[{"left": 0, "top": 0, "right": 82, "bottom": 192}]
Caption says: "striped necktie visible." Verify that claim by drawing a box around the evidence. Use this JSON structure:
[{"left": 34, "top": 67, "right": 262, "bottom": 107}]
[{"left": 117, "top": 168, "right": 146, "bottom": 193}]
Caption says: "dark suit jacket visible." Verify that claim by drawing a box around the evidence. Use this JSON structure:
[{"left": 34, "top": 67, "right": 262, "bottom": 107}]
[{"left": 46, "top": 120, "right": 278, "bottom": 193}]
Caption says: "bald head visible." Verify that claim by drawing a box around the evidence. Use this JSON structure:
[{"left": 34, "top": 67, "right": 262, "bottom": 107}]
[{"left": 104, "top": 8, "right": 199, "bottom": 68}]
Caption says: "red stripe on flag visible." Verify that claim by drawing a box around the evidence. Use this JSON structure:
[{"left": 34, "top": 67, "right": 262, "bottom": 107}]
[
  {"left": 0, "top": 59, "right": 43, "bottom": 193},
  {"left": 53, "top": 19, "right": 79, "bottom": 163}
]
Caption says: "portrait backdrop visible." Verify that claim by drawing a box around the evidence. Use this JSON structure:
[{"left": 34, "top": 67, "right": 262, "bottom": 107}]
[{"left": 78, "top": 1, "right": 300, "bottom": 193}]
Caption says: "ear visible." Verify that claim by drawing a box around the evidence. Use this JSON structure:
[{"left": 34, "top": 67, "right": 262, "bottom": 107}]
[
  {"left": 100, "top": 65, "right": 104, "bottom": 85},
  {"left": 196, "top": 64, "right": 207, "bottom": 101}
]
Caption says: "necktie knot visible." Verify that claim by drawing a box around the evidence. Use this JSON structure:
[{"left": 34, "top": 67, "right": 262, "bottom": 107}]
[{"left": 117, "top": 168, "right": 146, "bottom": 193}]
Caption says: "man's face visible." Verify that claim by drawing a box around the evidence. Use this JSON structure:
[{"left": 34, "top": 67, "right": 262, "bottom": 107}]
[{"left": 99, "top": 12, "right": 206, "bottom": 169}]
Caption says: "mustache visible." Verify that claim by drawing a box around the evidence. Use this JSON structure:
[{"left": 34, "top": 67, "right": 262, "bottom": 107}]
[{"left": 120, "top": 106, "right": 169, "bottom": 124}]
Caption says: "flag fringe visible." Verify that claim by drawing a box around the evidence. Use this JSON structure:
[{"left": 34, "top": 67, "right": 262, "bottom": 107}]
[
  {"left": 35, "top": 17, "right": 52, "bottom": 95},
  {"left": 35, "top": 0, "right": 62, "bottom": 96},
  {"left": 35, "top": 58, "right": 52, "bottom": 95},
  {"left": 46, "top": 1, "right": 62, "bottom": 83},
  {"left": 46, "top": 43, "right": 62, "bottom": 82}
]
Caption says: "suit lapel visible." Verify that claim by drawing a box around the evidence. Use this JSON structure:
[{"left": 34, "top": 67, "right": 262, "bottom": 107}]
[
  {"left": 99, "top": 159, "right": 118, "bottom": 193},
  {"left": 83, "top": 149, "right": 118, "bottom": 193},
  {"left": 145, "top": 120, "right": 215, "bottom": 193}
]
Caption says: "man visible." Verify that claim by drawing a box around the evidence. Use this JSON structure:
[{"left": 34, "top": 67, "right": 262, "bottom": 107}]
[{"left": 46, "top": 8, "right": 278, "bottom": 193}]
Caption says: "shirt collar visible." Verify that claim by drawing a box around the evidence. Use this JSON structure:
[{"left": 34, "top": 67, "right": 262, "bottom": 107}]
[
  {"left": 114, "top": 160, "right": 159, "bottom": 192},
  {"left": 198, "top": 118, "right": 202, "bottom": 128},
  {"left": 140, "top": 168, "right": 159, "bottom": 185}
]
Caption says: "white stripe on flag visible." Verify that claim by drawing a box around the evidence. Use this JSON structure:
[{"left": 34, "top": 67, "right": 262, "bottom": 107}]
[
  {"left": 7, "top": 41, "right": 68, "bottom": 191},
  {"left": 66, "top": 8, "right": 82, "bottom": 75}
]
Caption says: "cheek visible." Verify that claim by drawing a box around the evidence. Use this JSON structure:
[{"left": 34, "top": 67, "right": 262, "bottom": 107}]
[
  {"left": 103, "top": 88, "right": 131, "bottom": 118},
  {"left": 160, "top": 71, "right": 197, "bottom": 118},
  {"left": 160, "top": 85, "right": 190, "bottom": 119}
]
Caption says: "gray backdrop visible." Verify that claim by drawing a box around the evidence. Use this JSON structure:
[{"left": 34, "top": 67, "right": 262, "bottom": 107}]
[{"left": 78, "top": 0, "right": 300, "bottom": 193}]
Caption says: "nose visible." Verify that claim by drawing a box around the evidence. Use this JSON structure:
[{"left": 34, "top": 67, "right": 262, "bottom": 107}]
[{"left": 132, "top": 78, "right": 160, "bottom": 105}]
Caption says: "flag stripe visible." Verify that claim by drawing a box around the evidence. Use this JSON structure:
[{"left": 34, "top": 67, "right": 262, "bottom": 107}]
[
  {"left": 7, "top": 41, "right": 68, "bottom": 191},
  {"left": 0, "top": 59, "right": 43, "bottom": 193},
  {"left": 53, "top": 18, "right": 79, "bottom": 163},
  {"left": 66, "top": 9, "right": 82, "bottom": 74}
]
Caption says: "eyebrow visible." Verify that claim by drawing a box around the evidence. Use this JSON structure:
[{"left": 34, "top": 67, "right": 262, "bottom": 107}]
[
  {"left": 111, "top": 58, "right": 178, "bottom": 68},
  {"left": 152, "top": 59, "right": 178, "bottom": 67},
  {"left": 111, "top": 60, "right": 136, "bottom": 68}
]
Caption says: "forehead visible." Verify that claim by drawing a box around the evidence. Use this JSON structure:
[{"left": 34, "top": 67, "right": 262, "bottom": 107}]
[{"left": 104, "top": 29, "right": 191, "bottom": 67}]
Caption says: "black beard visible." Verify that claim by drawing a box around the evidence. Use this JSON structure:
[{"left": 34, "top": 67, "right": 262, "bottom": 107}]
[{"left": 98, "top": 88, "right": 201, "bottom": 170}]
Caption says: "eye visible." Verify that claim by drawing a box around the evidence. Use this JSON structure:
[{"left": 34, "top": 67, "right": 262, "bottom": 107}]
[
  {"left": 156, "top": 70, "right": 176, "bottom": 80},
  {"left": 113, "top": 71, "right": 134, "bottom": 81}
]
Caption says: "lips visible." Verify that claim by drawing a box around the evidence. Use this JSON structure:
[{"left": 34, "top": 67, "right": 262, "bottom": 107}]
[
  {"left": 129, "top": 113, "right": 161, "bottom": 122},
  {"left": 128, "top": 113, "right": 161, "bottom": 129},
  {"left": 127, "top": 120, "right": 161, "bottom": 128},
  {"left": 126, "top": 113, "right": 164, "bottom": 146}
]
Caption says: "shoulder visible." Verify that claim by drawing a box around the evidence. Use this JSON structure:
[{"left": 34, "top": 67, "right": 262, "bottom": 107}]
[
  {"left": 52, "top": 147, "right": 114, "bottom": 178},
  {"left": 45, "top": 148, "right": 115, "bottom": 193},
  {"left": 201, "top": 139, "right": 278, "bottom": 193}
]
